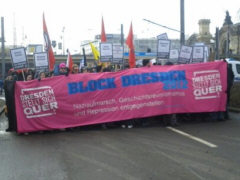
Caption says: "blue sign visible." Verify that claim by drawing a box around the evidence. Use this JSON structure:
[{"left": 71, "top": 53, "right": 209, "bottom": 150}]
[{"left": 124, "top": 52, "right": 156, "bottom": 57}]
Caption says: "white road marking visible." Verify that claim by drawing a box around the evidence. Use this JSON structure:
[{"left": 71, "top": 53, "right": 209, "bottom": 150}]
[{"left": 167, "top": 127, "right": 218, "bottom": 148}]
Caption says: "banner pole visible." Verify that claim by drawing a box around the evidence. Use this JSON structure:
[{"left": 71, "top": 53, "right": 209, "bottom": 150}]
[{"left": 22, "top": 69, "right": 25, "bottom": 81}]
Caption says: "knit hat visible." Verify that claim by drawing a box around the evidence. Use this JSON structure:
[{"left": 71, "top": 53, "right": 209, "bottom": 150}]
[{"left": 59, "top": 63, "right": 66, "bottom": 68}]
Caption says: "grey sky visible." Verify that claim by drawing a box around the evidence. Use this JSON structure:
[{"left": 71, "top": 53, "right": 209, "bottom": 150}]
[{"left": 1, "top": 0, "right": 239, "bottom": 52}]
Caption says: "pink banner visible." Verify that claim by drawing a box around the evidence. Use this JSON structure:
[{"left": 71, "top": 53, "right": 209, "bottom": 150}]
[{"left": 15, "top": 61, "right": 227, "bottom": 133}]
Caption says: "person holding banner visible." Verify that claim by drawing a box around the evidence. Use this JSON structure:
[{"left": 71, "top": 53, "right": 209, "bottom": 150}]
[
  {"left": 49, "top": 71, "right": 55, "bottom": 77},
  {"left": 96, "top": 65, "right": 103, "bottom": 73},
  {"left": 81, "top": 67, "right": 88, "bottom": 73},
  {"left": 4, "top": 74, "right": 17, "bottom": 132},
  {"left": 212, "top": 60, "right": 234, "bottom": 121},
  {"left": 38, "top": 71, "right": 46, "bottom": 80},
  {"left": 163, "top": 61, "right": 180, "bottom": 126},
  {"left": 26, "top": 73, "right": 34, "bottom": 81},
  {"left": 137, "top": 59, "right": 153, "bottom": 127},
  {"left": 59, "top": 63, "right": 69, "bottom": 76},
  {"left": 225, "top": 60, "right": 234, "bottom": 120},
  {"left": 10, "top": 70, "right": 19, "bottom": 81},
  {"left": 72, "top": 64, "right": 79, "bottom": 74}
]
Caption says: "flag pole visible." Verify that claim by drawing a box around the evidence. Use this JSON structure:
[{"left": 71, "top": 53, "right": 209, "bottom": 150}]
[{"left": 121, "top": 24, "right": 125, "bottom": 70}]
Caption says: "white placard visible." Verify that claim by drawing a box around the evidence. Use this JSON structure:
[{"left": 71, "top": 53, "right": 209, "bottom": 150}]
[
  {"left": 157, "top": 33, "right": 168, "bottom": 40},
  {"left": 100, "top": 43, "right": 113, "bottom": 62},
  {"left": 113, "top": 44, "right": 124, "bottom": 64},
  {"left": 168, "top": 49, "right": 179, "bottom": 64},
  {"left": 204, "top": 46, "right": 209, "bottom": 62},
  {"left": 34, "top": 52, "right": 49, "bottom": 72},
  {"left": 192, "top": 46, "right": 204, "bottom": 63},
  {"left": 10, "top": 47, "right": 28, "bottom": 70},
  {"left": 157, "top": 39, "right": 171, "bottom": 59},
  {"left": 178, "top": 45, "right": 193, "bottom": 64},
  {"left": 169, "top": 49, "right": 179, "bottom": 59}
]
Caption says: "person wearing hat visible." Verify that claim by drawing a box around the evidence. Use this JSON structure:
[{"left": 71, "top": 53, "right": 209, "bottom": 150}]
[{"left": 59, "top": 63, "right": 69, "bottom": 76}]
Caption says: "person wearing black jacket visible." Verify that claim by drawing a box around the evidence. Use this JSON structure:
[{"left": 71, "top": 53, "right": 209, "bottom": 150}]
[
  {"left": 225, "top": 61, "right": 234, "bottom": 119},
  {"left": 4, "top": 75, "right": 17, "bottom": 132}
]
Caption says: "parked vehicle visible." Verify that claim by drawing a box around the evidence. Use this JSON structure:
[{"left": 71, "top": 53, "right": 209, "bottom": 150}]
[{"left": 226, "top": 58, "right": 240, "bottom": 81}]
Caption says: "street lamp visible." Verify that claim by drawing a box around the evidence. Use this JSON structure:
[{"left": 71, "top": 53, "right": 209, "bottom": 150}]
[
  {"left": 238, "top": 25, "right": 240, "bottom": 55},
  {"left": 180, "top": 0, "right": 185, "bottom": 45},
  {"left": 1, "top": 17, "right": 5, "bottom": 79}
]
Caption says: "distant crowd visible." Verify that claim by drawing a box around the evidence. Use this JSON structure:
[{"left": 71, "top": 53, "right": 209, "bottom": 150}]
[{"left": 3, "top": 59, "right": 163, "bottom": 83}]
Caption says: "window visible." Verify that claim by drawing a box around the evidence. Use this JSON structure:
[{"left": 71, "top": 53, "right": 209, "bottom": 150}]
[
  {"left": 236, "top": 64, "right": 240, "bottom": 74},
  {"left": 228, "top": 64, "right": 232, "bottom": 70}
]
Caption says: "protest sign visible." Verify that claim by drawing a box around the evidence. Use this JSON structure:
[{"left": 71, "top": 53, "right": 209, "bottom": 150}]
[
  {"left": 191, "top": 46, "right": 204, "bottom": 63},
  {"left": 10, "top": 47, "right": 28, "bottom": 70},
  {"left": 169, "top": 49, "right": 179, "bottom": 64},
  {"left": 100, "top": 43, "right": 113, "bottom": 62},
  {"left": 157, "top": 33, "right": 168, "bottom": 40},
  {"left": 178, "top": 45, "right": 193, "bottom": 64},
  {"left": 112, "top": 44, "right": 124, "bottom": 64},
  {"left": 157, "top": 40, "right": 171, "bottom": 59},
  {"left": 34, "top": 52, "right": 49, "bottom": 72}
]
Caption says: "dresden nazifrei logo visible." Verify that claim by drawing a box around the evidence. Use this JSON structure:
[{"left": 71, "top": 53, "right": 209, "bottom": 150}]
[
  {"left": 192, "top": 70, "right": 222, "bottom": 100},
  {"left": 20, "top": 86, "right": 58, "bottom": 118}
]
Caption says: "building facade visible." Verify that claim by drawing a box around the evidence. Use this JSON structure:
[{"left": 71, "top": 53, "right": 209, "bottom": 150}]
[
  {"left": 219, "top": 12, "right": 240, "bottom": 57},
  {"left": 187, "top": 19, "right": 215, "bottom": 60}
]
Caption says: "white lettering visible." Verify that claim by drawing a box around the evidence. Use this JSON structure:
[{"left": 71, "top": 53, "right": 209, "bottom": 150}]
[
  {"left": 32, "top": 105, "right": 41, "bottom": 113},
  {"left": 24, "top": 108, "right": 33, "bottom": 115},
  {"left": 194, "top": 89, "right": 201, "bottom": 97},
  {"left": 209, "top": 86, "right": 215, "bottom": 93},
  {"left": 42, "top": 104, "right": 50, "bottom": 111},
  {"left": 50, "top": 102, "right": 58, "bottom": 109}
]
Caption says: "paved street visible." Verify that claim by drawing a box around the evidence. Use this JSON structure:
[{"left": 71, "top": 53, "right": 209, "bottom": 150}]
[{"left": 0, "top": 112, "right": 240, "bottom": 180}]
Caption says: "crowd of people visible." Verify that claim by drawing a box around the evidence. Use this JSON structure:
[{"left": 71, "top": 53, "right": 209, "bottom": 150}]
[{"left": 2, "top": 59, "right": 235, "bottom": 135}]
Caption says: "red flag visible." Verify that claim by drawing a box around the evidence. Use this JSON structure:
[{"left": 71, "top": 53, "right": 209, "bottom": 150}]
[
  {"left": 126, "top": 22, "right": 136, "bottom": 68},
  {"left": 43, "top": 13, "right": 55, "bottom": 71},
  {"left": 66, "top": 50, "right": 73, "bottom": 73},
  {"left": 101, "top": 17, "right": 107, "bottom": 42}
]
